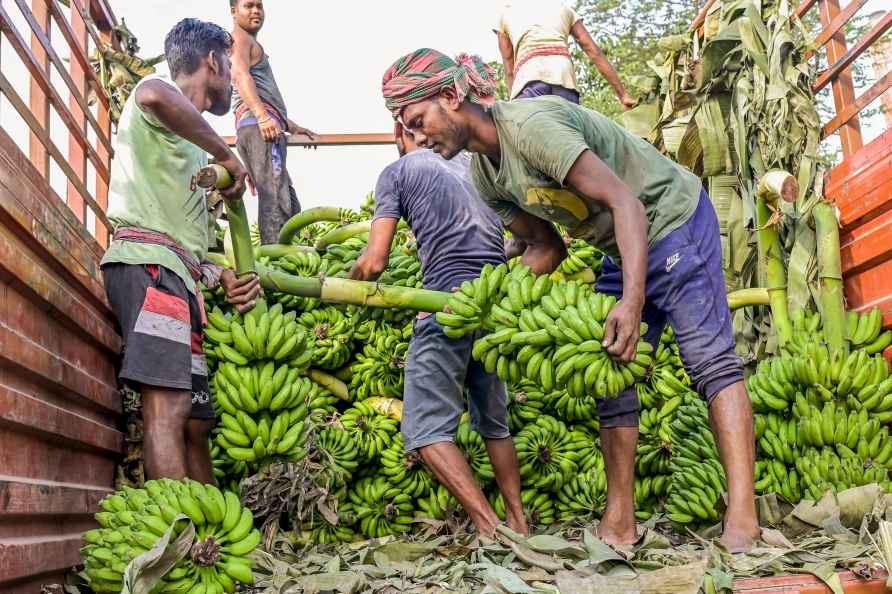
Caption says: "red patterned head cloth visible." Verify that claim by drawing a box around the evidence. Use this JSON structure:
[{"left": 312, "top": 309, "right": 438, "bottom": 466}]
[{"left": 382, "top": 48, "right": 497, "bottom": 119}]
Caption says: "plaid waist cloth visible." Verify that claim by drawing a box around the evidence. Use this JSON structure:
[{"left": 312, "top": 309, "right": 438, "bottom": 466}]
[
  {"left": 514, "top": 45, "right": 572, "bottom": 76},
  {"left": 111, "top": 226, "right": 224, "bottom": 325}
]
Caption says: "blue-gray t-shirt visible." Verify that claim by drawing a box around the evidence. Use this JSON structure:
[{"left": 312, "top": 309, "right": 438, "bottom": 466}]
[{"left": 374, "top": 150, "right": 506, "bottom": 292}]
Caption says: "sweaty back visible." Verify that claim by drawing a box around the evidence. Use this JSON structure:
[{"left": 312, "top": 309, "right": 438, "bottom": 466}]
[
  {"left": 374, "top": 150, "right": 506, "bottom": 292},
  {"left": 497, "top": 0, "right": 580, "bottom": 97}
]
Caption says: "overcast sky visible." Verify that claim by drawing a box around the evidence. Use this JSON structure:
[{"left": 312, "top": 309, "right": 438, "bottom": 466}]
[{"left": 111, "top": 0, "right": 506, "bottom": 217}]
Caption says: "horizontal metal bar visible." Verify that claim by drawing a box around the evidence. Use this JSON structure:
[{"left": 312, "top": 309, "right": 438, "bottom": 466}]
[
  {"left": 0, "top": 71, "right": 112, "bottom": 235},
  {"left": 224, "top": 132, "right": 396, "bottom": 147},
  {"left": 0, "top": 4, "right": 112, "bottom": 180},
  {"left": 823, "top": 70, "right": 892, "bottom": 138},
  {"left": 814, "top": 10, "right": 892, "bottom": 93}
]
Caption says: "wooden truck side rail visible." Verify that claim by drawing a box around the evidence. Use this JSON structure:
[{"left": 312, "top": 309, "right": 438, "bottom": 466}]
[{"left": 0, "top": 1, "right": 122, "bottom": 592}]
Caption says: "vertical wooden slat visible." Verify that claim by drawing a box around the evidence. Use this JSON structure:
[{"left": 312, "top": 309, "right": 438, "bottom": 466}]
[
  {"left": 95, "top": 26, "right": 111, "bottom": 246},
  {"left": 65, "top": 1, "right": 88, "bottom": 223},
  {"left": 27, "top": 0, "right": 50, "bottom": 178},
  {"left": 819, "top": 0, "right": 863, "bottom": 158}
]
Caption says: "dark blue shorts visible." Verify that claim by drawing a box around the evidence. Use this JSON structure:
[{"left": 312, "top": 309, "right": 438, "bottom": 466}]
[
  {"left": 516, "top": 81, "right": 581, "bottom": 104},
  {"left": 401, "top": 316, "right": 510, "bottom": 451},
  {"left": 595, "top": 191, "right": 744, "bottom": 428}
]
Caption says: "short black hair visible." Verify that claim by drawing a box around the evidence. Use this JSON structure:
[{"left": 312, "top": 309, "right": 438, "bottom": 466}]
[{"left": 164, "top": 18, "right": 232, "bottom": 79}]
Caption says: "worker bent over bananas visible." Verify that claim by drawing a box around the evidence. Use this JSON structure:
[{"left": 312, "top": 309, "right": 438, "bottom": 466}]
[
  {"left": 380, "top": 48, "right": 760, "bottom": 551},
  {"left": 350, "top": 123, "right": 528, "bottom": 538}
]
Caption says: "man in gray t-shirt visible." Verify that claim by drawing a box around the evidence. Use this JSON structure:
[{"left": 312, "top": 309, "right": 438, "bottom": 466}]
[{"left": 351, "top": 124, "right": 527, "bottom": 538}]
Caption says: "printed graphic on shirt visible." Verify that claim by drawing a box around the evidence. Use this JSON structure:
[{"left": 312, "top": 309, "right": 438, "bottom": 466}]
[{"left": 525, "top": 187, "right": 589, "bottom": 221}]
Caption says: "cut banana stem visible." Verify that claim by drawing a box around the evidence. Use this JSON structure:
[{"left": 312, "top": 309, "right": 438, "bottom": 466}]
[
  {"left": 314, "top": 221, "right": 373, "bottom": 251},
  {"left": 728, "top": 287, "right": 770, "bottom": 310},
  {"left": 814, "top": 201, "right": 846, "bottom": 351},
  {"left": 306, "top": 368, "right": 351, "bottom": 401},
  {"left": 757, "top": 170, "right": 799, "bottom": 204},
  {"left": 755, "top": 172, "right": 794, "bottom": 346},
  {"left": 196, "top": 164, "right": 232, "bottom": 190},
  {"left": 256, "top": 265, "right": 452, "bottom": 313},
  {"left": 278, "top": 206, "right": 344, "bottom": 245}
]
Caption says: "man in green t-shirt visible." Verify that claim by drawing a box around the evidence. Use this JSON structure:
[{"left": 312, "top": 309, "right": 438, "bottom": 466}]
[
  {"left": 101, "top": 19, "right": 260, "bottom": 483},
  {"left": 381, "top": 49, "right": 759, "bottom": 550}
]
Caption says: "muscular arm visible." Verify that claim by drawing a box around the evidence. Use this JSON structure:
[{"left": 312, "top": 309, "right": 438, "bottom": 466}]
[
  {"left": 230, "top": 33, "right": 267, "bottom": 119},
  {"left": 350, "top": 218, "right": 398, "bottom": 281},
  {"left": 135, "top": 80, "right": 246, "bottom": 198},
  {"left": 565, "top": 150, "right": 647, "bottom": 360},
  {"left": 570, "top": 20, "right": 636, "bottom": 109},
  {"left": 497, "top": 31, "right": 516, "bottom": 97},
  {"left": 506, "top": 211, "right": 567, "bottom": 275}
]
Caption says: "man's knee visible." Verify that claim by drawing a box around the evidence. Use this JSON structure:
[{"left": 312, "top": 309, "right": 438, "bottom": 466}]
[
  {"left": 142, "top": 387, "right": 192, "bottom": 426},
  {"left": 691, "top": 351, "right": 744, "bottom": 406}
]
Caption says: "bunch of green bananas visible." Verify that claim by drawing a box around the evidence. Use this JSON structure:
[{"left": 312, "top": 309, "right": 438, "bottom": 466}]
[
  {"left": 755, "top": 417, "right": 800, "bottom": 466},
  {"left": 300, "top": 509, "right": 355, "bottom": 545},
  {"left": 298, "top": 306, "right": 355, "bottom": 369},
  {"left": 344, "top": 477, "right": 415, "bottom": 538},
  {"left": 212, "top": 361, "right": 312, "bottom": 416},
  {"left": 634, "top": 475, "right": 671, "bottom": 521},
  {"left": 380, "top": 434, "right": 434, "bottom": 498},
  {"left": 349, "top": 322, "right": 410, "bottom": 399},
  {"left": 491, "top": 489, "right": 556, "bottom": 527},
  {"left": 441, "top": 263, "right": 651, "bottom": 398},
  {"left": 82, "top": 479, "right": 258, "bottom": 594},
  {"left": 666, "top": 393, "right": 727, "bottom": 524},
  {"left": 847, "top": 307, "right": 892, "bottom": 354},
  {"left": 266, "top": 250, "right": 323, "bottom": 311},
  {"left": 322, "top": 236, "right": 368, "bottom": 277},
  {"left": 794, "top": 402, "right": 867, "bottom": 451},
  {"left": 307, "top": 387, "right": 341, "bottom": 419},
  {"left": 378, "top": 250, "right": 422, "bottom": 288},
  {"left": 214, "top": 405, "right": 308, "bottom": 467},
  {"left": 455, "top": 422, "right": 496, "bottom": 485},
  {"left": 316, "top": 427, "right": 360, "bottom": 488},
  {"left": 555, "top": 240, "right": 603, "bottom": 278},
  {"left": 754, "top": 459, "right": 802, "bottom": 501},
  {"left": 340, "top": 402, "right": 399, "bottom": 461},
  {"left": 565, "top": 425, "right": 602, "bottom": 473},
  {"left": 209, "top": 440, "right": 247, "bottom": 494},
  {"left": 205, "top": 304, "right": 314, "bottom": 369},
  {"left": 514, "top": 415, "right": 577, "bottom": 491},
  {"left": 417, "top": 483, "right": 463, "bottom": 521},
  {"left": 795, "top": 447, "right": 892, "bottom": 501},
  {"left": 506, "top": 381, "right": 549, "bottom": 433},
  {"left": 556, "top": 468, "right": 606, "bottom": 521}
]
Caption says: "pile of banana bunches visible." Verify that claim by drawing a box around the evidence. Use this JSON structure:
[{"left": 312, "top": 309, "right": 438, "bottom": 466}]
[
  {"left": 748, "top": 309, "right": 892, "bottom": 503},
  {"left": 88, "top": 201, "right": 892, "bottom": 587}
]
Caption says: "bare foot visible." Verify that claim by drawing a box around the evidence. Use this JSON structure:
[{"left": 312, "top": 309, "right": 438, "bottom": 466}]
[
  {"left": 596, "top": 514, "right": 638, "bottom": 546},
  {"left": 720, "top": 520, "right": 759, "bottom": 553},
  {"left": 507, "top": 512, "right": 529, "bottom": 537}
]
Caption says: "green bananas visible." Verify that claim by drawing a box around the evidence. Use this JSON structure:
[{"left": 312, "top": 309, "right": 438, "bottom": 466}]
[
  {"left": 349, "top": 321, "right": 411, "bottom": 399},
  {"left": 82, "top": 479, "right": 258, "bottom": 593},
  {"left": 491, "top": 489, "right": 556, "bottom": 527},
  {"left": 439, "top": 262, "right": 650, "bottom": 398},
  {"left": 316, "top": 427, "right": 360, "bottom": 488},
  {"left": 380, "top": 434, "right": 434, "bottom": 498},
  {"left": 455, "top": 422, "right": 496, "bottom": 485},
  {"left": 266, "top": 249, "right": 323, "bottom": 311},
  {"left": 556, "top": 468, "right": 606, "bottom": 521},
  {"left": 205, "top": 303, "right": 315, "bottom": 369},
  {"left": 795, "top": 447, "right": 892, "bottom": 501},
  {"left": 298, "top": 307, "right": 355, "bottom": 370},
  {"left": 344, "top": 477, "right": 415, "bottom": 538},
  {"left": 507, "top": 381, "right": 549, "bottom": 432},
  {"left": 340, "top": 401, "right": 399, "bottom": 461},
  {"left": 417, "top": 483, "right": 462, "bottom": 521},
  {"left": 554, "top": 239, "right": 603, "bottom": 278},
  {"left": 847, "top": 306, "right": 890, "bottom": 353},
  {"left": 514, "top": 415, "right": 577, "bottom": 492}
]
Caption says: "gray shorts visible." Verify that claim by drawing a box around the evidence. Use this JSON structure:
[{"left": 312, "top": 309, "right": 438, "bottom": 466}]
[{"left": 401, "top": 316, "right": 510, "bottom": 451}]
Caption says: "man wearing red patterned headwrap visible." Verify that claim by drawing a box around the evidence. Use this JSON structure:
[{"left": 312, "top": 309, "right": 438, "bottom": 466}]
[{"left": 382, "top": 49, "right": 759, "bottom": 551}]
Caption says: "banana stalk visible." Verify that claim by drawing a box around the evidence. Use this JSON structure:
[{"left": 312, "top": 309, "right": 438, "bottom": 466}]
[
  {"left": 255, "top": 244, "right": 319, "bottom": 259},
  {"left": 278, "top": 207, "right": 345, "bottom": 245},
  {"left": 256, "top": 266, "right": 451, "bottom": 313},
  {"left": 813, "top": 201, "right": 846, "bottom": 351},
  {"left": 197, "top": 165, "right": 256, "bottom": 277},
  {"left": 314, "top": 221, "right": 373, "bottom": 251},
  {"left": 756, "top": 171, "right": 797, "bottom": 346},
  {"left": 728, "top": 288, "right": 770, "bottom": 311}
]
